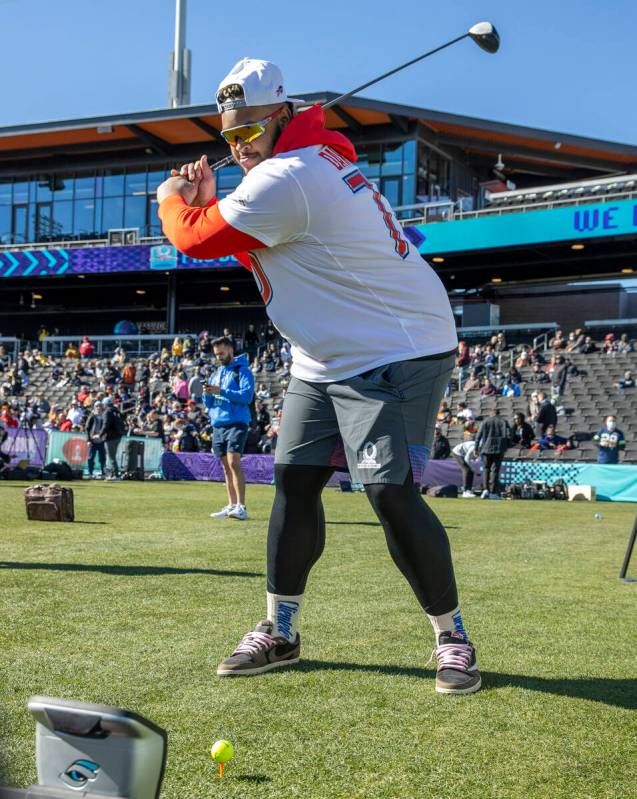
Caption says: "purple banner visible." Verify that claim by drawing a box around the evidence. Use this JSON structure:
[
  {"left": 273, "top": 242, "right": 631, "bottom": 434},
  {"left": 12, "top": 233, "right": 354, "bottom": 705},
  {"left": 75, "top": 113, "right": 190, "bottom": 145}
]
[
  {"left": 1, "top": 427, "right": 48, "bottom": 466},
  {"left": 161, "top": 452, "right": 483, "bottom": 489},
  {"left": 0, "top": 243, "right": 241, "bottom": 279}
]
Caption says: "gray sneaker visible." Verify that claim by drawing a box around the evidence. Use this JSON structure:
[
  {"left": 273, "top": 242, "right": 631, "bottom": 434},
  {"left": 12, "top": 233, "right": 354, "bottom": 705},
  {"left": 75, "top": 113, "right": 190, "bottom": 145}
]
[
  {"left": 216, "top": 620, "right": 300, "bottom": 677},
  {"left": 430, "top": 631, "right": 481, "bottom": 695}
]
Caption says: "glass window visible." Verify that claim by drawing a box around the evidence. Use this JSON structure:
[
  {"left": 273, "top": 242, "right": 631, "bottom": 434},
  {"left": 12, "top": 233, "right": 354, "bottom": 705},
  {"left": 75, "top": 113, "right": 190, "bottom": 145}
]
[
  {"left": 217, "top": 165, "right": 242, "bottom": 191},
  {"left": 381, "top": 177, "right": 400, "bottom": 207},
  {"left": 103, "top": 171, "right": 125, "bottom": 197},
  {"left": 0, "top": 205, "right": 11, "bottom": 242},
  {"left": 403, "top": 140, "right": 416, "bottom": 174},
  {"left": 73, "top": 200, "right": 95, "bottom": 237},
  {"left": 13, "top": 182, "right": 31, "bottom": 203},
  {"left": 75, "top": 176, "right": 95, "bottom": 199},
  {"left": 36, "top": 179, "right": 52, "bottom": 202},
  {"left": 0, "top": 180, "right": 11, "bottom": 204},
  {"left": 124, "top": 195, "right": 146, "bottom": 229},
  {"left": 125, "top": 171, "right": 147, "bottom": 196},
  {"left": 147, "top": 196, "right": 161, "bottom": 235},
  {"left": 52, "top": 200, "right": 73, "bottom": 237},
  {"left": 381, "top": 143, "right": 403, "bottom": 177},
  {"left": 12, "top": 205, "right": 28, "bottom": 242},
  {"left": 357, "top": 145, "right": 381, "bottom": 179},
  {"left": 102, "top": 196, "right": 124, "bottom": 230},
  {"left": 147, "top": 170, "right": 168, "bottom": 192},
  {"left": 35, "top": 202, "right": 53, "bottom": 239},
  {"left": 94, "top": 198, "right": 103, "bottom": 236},
  {"left": 51, "top": 176, "right": 73, "bottom": 200},
  {"left": 401, "top": 174, "right": 416, "bottom": 205}
]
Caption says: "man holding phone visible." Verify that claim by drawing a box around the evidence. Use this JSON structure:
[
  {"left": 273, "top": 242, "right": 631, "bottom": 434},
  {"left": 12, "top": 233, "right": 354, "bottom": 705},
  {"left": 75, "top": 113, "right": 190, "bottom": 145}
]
[{"left": 204, "top": 336, "right": 255, "bottom": 520}]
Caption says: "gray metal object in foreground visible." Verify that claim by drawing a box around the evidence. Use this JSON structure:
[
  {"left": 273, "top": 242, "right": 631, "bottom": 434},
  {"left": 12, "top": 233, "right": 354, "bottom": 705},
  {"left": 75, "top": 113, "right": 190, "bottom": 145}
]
[
  {"left": 168, "top": 0, "right": 191, "bottom": 107},
  {"left": 208, "top": 21, "right": 500, "bottom": 172},
  {"left": 0, "top": 698, "right": 167, "bottom": 799}
]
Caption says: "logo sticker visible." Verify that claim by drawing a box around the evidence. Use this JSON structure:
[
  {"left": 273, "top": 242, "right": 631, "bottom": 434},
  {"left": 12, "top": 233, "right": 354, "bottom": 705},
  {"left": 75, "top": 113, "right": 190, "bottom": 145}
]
[
  {"left": 60, "top": 760, "right": 100, "bottom": 789},
  {"left": 357, "top": 441, "right": 380, "bottom": 470},
  {"left": 276, "top": 600, "right": 300, "bottom": 640}
]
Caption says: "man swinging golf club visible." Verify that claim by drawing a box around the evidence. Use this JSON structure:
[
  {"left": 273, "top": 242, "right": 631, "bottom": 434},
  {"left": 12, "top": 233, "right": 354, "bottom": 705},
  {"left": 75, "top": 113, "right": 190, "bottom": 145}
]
[{"left": 157, "top": 58, "right": 481, "bottom": 694}]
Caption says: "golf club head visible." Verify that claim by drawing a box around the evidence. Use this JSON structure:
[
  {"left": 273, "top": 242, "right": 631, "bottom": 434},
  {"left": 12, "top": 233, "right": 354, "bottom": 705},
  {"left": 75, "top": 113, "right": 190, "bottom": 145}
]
[{"left": 468, "top": 22, "right": 501, "bottom": 54}]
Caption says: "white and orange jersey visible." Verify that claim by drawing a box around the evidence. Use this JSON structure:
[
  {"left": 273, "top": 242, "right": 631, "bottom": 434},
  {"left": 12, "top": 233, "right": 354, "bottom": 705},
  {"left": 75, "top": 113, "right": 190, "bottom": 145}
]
[{"left": 159, "top": 106, "right": 457, "bottom": 382}]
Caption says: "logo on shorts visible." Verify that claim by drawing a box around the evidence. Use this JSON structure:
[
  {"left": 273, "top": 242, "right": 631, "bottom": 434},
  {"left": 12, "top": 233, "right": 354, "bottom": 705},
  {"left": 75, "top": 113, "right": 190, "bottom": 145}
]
[{"left": 357, "top": 441, "right": 380, "bottom": 469}]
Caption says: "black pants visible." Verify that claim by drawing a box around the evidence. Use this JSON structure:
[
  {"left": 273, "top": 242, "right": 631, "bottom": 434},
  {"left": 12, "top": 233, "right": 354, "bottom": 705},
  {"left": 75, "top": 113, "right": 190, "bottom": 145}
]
[
  {"left": 267, "top": 464, "right": 458, "bottom": 616},
  {"left": 482, "top": 453, "right": 503, "bottom": 494},
  {"left": 453, "top": 455, "right": 474, "bottom": 491},
  {"left": 88, "top": 441, "right": 106, "bottom": 475}
]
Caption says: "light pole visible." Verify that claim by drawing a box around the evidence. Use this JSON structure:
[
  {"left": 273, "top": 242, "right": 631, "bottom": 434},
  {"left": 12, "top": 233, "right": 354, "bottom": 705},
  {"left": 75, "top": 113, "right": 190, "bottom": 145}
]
[{"left": 168, "top": 0, "right": 191, "bottom": 107}]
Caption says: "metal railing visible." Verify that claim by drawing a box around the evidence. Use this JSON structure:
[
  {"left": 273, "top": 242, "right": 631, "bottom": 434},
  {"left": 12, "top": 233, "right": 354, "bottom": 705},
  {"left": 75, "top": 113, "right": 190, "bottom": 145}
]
[
  {"left": 41, "top": 334, "right": 199, "bottom": 358},
  {"left": 394, "top": 188, "right": 637, "bottom": 226},
  {"left": 0, "top": 234, "right": 166, "bottom": 252},
  {"left": 0, "top": 336, "right": 21, "bottom": 362},
  {"left": 457, "top": 322, "right": 557, "bottom": 339}
]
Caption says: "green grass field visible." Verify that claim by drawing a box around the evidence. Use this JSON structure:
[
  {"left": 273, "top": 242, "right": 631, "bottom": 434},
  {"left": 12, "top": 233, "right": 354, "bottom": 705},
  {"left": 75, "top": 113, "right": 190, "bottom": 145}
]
[{"left": 1, "top": 481, "right": 635, "bottom": 799}]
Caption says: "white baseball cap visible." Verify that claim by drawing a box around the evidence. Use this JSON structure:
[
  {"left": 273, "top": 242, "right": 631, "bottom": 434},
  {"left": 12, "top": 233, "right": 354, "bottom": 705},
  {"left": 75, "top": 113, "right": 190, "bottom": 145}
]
[{"left": 216, "top": 58, "right": 304, "bottom": 113}]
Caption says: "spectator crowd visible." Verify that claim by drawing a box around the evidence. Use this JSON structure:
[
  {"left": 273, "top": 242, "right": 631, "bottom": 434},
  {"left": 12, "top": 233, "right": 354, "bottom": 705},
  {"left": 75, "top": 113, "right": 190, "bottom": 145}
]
[{"left": 0, "top": 323, "right": 634, "bottom": 485}]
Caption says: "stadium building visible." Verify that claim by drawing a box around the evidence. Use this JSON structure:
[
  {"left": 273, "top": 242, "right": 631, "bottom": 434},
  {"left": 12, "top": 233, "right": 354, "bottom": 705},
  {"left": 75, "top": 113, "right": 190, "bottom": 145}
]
[{"left": 1, "top": 92, "right": 636, "bottom": 341}]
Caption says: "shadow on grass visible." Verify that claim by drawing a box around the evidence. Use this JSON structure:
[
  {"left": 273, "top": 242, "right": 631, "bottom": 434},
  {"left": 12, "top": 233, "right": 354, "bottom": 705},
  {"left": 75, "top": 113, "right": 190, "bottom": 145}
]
[
  {"left": 327, "top": 520, "right": 460, "bottom": 529},
  {"left": 74, "top": 520, "right": 110, "bottom": 525},
  {"left": 0, "top": 561, "right": 263, "bottom": 578},
  {"left": 236, "top": 775, "right": 271, "bottom": 784},
  {"left": 296, "top": 660, "right": 636, "bottom": 710}
]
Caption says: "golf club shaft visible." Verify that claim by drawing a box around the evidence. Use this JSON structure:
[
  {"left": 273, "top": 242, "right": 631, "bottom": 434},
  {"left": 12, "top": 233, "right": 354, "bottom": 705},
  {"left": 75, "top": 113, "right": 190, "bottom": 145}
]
[{"left": 208, "top": 31, "right": 470, "bottom": 172}]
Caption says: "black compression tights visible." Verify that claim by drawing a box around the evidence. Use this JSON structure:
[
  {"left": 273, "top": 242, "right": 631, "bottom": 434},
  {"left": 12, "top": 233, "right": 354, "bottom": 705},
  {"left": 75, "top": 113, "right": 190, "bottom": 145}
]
[{"left": 267, "top": 464, "right": 458, "bottom": 615}]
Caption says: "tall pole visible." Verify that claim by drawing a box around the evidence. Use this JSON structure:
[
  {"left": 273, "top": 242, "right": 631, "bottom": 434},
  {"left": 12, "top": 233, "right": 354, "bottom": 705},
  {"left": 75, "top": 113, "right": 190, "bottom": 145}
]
[{"left": 168, "top": 0, "right": 191, "bottom": 108}]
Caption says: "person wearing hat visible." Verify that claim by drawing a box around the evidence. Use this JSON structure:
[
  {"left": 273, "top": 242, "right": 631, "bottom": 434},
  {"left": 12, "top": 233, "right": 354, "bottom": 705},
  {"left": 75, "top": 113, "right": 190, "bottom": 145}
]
[
  {"left": 86, "top": 400, "right": 106, "bottom": 478},
  {"left": 156, "top": 59, "right": 478, "bottom": 695}
]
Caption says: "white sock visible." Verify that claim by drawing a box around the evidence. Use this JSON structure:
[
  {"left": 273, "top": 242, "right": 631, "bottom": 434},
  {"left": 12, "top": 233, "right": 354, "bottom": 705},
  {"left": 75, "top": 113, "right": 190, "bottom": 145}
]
[
  {"left": 267, "top": 592, "right": 303, "bottom": 642},
  {"left": 427, "top": 606, "right": 469, "bottom": 642}
]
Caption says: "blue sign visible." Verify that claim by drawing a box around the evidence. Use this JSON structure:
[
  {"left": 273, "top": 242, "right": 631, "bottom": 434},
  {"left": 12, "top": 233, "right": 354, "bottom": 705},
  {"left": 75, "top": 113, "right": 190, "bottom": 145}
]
[
  {"left": 0, "top": 243, "right": 240, "bottom": 278},
  {"left": 408, "top": 198, "right": 637, "bottom": 255}
]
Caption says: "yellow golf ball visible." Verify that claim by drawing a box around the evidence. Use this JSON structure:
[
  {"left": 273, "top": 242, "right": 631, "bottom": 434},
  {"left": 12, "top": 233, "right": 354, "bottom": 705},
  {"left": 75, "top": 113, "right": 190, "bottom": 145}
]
[{"left": 210, "top": 740, "right": 234, "bottom": 763}]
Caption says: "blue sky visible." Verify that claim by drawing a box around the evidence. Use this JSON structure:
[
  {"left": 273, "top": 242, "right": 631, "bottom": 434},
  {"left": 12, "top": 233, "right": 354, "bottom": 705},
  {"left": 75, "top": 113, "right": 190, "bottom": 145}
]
[{"left": 1, "top": 0, "right": 635, "bottom": 145}]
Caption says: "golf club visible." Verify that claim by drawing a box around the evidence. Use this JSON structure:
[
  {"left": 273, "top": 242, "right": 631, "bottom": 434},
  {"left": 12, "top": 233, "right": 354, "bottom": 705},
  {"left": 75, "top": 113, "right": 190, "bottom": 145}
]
[{"left": 207, "top": 21, "right": 500, "bottom": 173}]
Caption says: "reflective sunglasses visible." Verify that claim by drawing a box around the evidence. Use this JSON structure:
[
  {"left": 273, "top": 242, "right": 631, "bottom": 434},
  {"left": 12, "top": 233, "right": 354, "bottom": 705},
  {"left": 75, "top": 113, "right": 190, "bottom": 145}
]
[{"left": 220, "top": 105, "right": 285, "bottom": 146}]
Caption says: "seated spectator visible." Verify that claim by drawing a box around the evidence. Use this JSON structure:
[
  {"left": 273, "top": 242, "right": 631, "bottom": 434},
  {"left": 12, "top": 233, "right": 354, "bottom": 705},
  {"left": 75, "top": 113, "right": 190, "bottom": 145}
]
[
  {"left": 463, "top": 371, "right": 482, "bottom": 391},
  {"left": 582, "top": 336, "right": 597, "bottom": 354},
  {"left": 480, "top": 378, "right": 497, "bottom": 397},
  {"left": 456, "top": 341, "right": 471, "bottom": 385},
  {"left": 251, "top": 356, "right": 263, "bottom": 375},
  {"left": 0, "top": 346, "right": 10, "bottom": 373},
  {"left": 617, "top": 333, "right": 633, "bottom": 354},
  {"left": 256, "top": 382, "right": 271, "bottom": 400},
  {"left": 602, "top": 333, "right": 617, "bottom": 354},
  {"left": 66, "top": 399, "right": 84, "bottom": 427},
  {"left": 260, "top": 410, "right": 282, "bottom": 452},
  {"left": 79, "top": 336, "right": 94, "bottom": 358},
  {"left": 122, "top": 360, "right": 137, "bottom": 387},
  {"left": 279, "top": 343, "right": 292, "bottom": 365},
  {"left": 454, "top": 401, "right": 475, "bottom": 424},
  {"left": 0, "top": 404, "right": 18, "bottom": 428},
  {"left": 528, "top": 362, "right": 550, "bottom": 384},
  {"left": 132, "top": 408, "right": 164, "bottom": 439},
  {"left": 172, "top": 371, "right": 190, "bottom": 402},
  {"left": 501, "top": 379, "right": 521, "bottom": 397},
  {"left": 549, "top": 329, "right": 566, "bottom": 350},
  {"left": 533, "top": 425, "right": 571, "bottom": 454},
  {"left": 511, "top": 412, "right": 534, "bottom": 448},
  {"left": 470, "top": 344, "right": 484, "bottom": 373},
  {"left": 566, "top": 328, "right": 585, "bottom": 353},
  {"left": 437, "top": 401, "right": 452, "bottom": 425},
  {"left": 494, "top": 331, "right": 507, "bottom": 352},
  {"left": 593, "top": 415, "right": 626, "bottom": 464},
  {"left": 65, "top": 342, "right": 80, "bottom": 359},
  {"left": 173, "top": 420, "right": 199, "bottom": 452},
  {"left": 515, "top": 347, "right": 530, "bottom": 368},
  {"left": 188, "top": 366, "right": 204, "bottom": 402},
  {"left": 198, "top": 330, "right": 212, "bottom": 355},
  {"left": 483, "top": 345, "right": 497, "bottom": 375},
  {"left": 431, "top": 425, "right": 450, "bottom": 460},
  {"left": 615, "top": 370, "right": 635, "bottom": 390}
]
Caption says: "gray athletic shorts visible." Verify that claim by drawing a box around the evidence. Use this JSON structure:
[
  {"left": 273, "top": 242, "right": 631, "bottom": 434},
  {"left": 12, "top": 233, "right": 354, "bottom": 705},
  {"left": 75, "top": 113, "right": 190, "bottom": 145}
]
[{"left": 275, "top": 351, "right": 455, "bottom": 485}]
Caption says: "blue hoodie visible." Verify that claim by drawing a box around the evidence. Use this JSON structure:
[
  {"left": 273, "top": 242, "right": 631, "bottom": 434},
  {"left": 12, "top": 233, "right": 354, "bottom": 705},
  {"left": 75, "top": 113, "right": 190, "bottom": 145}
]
[{"left": 203, "top": 353, "right": 254, "bottom": 428}]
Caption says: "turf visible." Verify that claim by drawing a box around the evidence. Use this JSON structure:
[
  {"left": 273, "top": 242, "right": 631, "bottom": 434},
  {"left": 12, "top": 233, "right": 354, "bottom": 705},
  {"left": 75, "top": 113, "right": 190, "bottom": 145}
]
[{"left": 1, "top": 481, "right": 636, "bottom": 799}]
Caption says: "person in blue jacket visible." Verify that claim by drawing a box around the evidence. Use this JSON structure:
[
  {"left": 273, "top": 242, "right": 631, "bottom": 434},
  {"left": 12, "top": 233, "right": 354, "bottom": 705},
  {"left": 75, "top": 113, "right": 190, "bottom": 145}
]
[
  {"left": 204, "top": 336, "right": 255, "bottom": 520},
  {"left": 593, "top": 415, "right": 626, "bottom": 464}
]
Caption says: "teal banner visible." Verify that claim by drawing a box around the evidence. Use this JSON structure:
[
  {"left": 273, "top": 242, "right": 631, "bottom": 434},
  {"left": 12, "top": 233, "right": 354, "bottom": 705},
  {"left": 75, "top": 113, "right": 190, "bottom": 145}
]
[
  {"left": 501, "top": 460, "right": 637, "bottom": 502},
  {"left": 47, "top": 430, "right": 164, "bottom": 474},
  {"left": 410, "top": 198, "right": 637, "bottom": 254}
]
